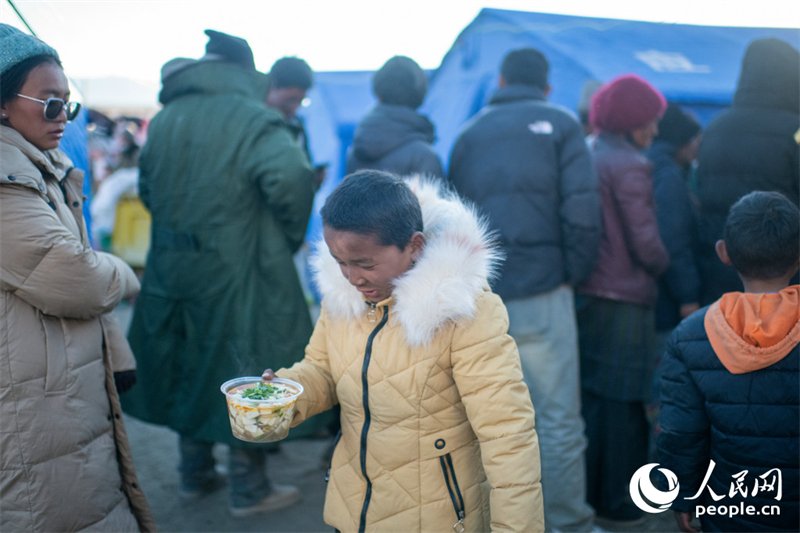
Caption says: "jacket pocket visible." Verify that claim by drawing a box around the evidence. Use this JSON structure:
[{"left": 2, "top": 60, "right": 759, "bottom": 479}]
[
  {"left": 420, "top": 421, "right": 475, "bottom": 460},
  {"left": 439, "top": 452, "right": 466, "bottom": 533},
  {"left": 40, "top": 313, "right": 67, "bottom": 395}
]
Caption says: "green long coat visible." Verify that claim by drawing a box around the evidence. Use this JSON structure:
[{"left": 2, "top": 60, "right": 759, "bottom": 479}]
[{"left": 122, "top": 60, "right": 318, "bottom": 446}]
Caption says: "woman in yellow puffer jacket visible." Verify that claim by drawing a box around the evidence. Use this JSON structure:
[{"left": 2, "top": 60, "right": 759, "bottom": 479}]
[{"left": 265, "top": 171, "right": 543, "bottom": 532}]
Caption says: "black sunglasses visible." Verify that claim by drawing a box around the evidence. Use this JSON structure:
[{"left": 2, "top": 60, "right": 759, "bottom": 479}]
[{"left": 16, "top": 94, "right": 82, "bottom": 121}]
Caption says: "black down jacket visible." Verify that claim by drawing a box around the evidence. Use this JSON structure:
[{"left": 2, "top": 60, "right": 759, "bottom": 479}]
[
  {"left": 346, "top": 103, "right": 443, "bottom": 177},
  {"left": 657, "top": 306, "right": 799, "bottom": 532},
  {"left": 448, "top": 84, "right": 600, "bottom": 300},
  {"left": 695, "top": 38, "right": 800, "bottom": 304}
]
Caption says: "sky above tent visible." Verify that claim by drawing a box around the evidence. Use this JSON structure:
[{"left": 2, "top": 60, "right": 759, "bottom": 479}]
[
  {"left": 3, "top": 0, "right": 798, "bottom": 90},
  {"left": 2, "top": 0, "right": 796, "bottom": 237}
]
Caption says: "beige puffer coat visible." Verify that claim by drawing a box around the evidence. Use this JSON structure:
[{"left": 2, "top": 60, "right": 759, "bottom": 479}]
[
  {"left": 0, "top": 126, "right": 155, "bottom": 532},
  {"left": 278, "top": 179, "right": 544, "bottom": 532}
]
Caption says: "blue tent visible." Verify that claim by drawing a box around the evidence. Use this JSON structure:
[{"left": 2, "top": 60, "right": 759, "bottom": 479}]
[
  {"left": 296, "top": 7, "right": 799, "bottom": 276},
  {"left": 299, "top": 70, "right": 375, "bottom": 244},
  {"left": 300, "top": 8, "right": 799, "bottom": 188},
  {"left": 421, "top": 8, "right": 800, "bottom": 168}
]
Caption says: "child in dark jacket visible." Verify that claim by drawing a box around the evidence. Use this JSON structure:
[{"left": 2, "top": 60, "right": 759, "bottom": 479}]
[{"left": 657, "top": 191, "right": 799, "bottom": 532}]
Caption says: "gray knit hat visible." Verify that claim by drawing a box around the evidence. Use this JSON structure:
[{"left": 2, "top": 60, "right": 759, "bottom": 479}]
[{"left": 0, "top": 23, "right": 59, "bottom": 76}]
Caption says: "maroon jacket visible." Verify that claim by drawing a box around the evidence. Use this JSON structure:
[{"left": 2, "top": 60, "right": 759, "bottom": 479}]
[{"left": 580, "top": 132, "right": 669, "bottom": 305}]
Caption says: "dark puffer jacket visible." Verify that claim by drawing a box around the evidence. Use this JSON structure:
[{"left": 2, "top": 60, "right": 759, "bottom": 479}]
[
  {"left": 647, "top": 140, "right": 701, "bottom": 330},
  {"left": 346, "top": 103, "right": 443, "bottom": 177},
  {"left": 448, "top": 84, "right": 601, "bottom": 300},
  {"left": 695, "top": 38, "right": 800, "bottom": 304},
  {"left": 657, "top": 296, "right": 799, "bottom": 532},
  {"left": 580, "top": 132, "right": 669, "bottom": 306}
]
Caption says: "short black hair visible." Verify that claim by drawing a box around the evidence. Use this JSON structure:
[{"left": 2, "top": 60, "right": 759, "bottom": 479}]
[
  {"left": 500, "top": 48, "right": 549, "bottom": 90},
  {"left": 372, "top": 56, "right": 428, "bottom": 109},
  {"left": 0, "top": 55, "right": 62, "bottom": 107},
  {"left": 724, "top": 191, "right": 800, "bottom": 279},
  {"left": 269, "top": 57, "right": 313, "bottom": 90},
  {"left": 321, "top": 170, "right": 423, "bottom": 250}
]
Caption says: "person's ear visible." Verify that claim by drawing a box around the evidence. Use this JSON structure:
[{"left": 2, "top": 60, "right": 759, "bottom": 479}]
[
  {"left": 544, "top": 84, "right": 552, "bottom": 97},
  {"left": 410, "top": 232, "right": 426, "bottom": 261},
  {"left": 715, "top": 240, "right": 733, "bottom": 266},
  {"left": 498, "top": 76, "right": 507, "bottom": 88}
]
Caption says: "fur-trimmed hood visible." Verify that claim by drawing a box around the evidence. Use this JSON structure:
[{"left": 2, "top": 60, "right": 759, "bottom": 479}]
[{"left": 311, "top": 176, "right": 502, "bottom": 346}]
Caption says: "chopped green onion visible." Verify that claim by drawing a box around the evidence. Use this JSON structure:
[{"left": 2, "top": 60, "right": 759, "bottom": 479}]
[{"left": 241, "top": 382, "right": 286, "bottom": 400}]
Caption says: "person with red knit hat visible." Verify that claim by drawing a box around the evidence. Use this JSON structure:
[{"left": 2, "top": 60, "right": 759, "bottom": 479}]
[{"left": 577, "top": 74, "right": 671, "bottom": 526}]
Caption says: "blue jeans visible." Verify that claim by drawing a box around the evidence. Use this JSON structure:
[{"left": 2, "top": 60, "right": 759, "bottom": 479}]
[
  {"left": 179, "top": 435, "right": 271, "bottom": 507},
  {"left": 505, "top": 285, "right": 595, "bottom": 532}
]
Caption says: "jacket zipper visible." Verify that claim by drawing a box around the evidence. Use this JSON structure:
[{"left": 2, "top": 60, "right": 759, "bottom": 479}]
[
  {"left": 439, "top": 453, "right": 466, "bottom": 533},
  {"left": 366, "top": 302, "right": 378, "bottom": 322},
  {"left": 358, "top": 305, "right": 389, "bottom": 533}
]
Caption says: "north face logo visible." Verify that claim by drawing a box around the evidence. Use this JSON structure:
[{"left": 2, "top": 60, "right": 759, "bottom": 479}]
[{"left": 528, "top": 121, "right": 553, "bottom": 134}]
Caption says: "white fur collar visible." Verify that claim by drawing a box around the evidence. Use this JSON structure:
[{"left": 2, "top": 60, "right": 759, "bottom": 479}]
[{"left": 310, "top": 176, "right": 502, "bottom": 346}]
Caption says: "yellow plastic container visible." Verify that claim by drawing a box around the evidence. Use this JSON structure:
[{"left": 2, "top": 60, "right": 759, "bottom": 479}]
[{"left": 111, "top": 194, "right": 151, "bottom": 267}]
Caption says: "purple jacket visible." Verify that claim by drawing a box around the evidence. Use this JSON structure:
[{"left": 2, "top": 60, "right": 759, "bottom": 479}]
[{"left": 580, "top": 132, "right": 669, "bottom": 305}]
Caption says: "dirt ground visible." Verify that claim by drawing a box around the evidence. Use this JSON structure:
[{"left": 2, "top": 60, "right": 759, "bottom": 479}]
[{"left": 125, "top": 414, "right": 333, "bottom": 532}]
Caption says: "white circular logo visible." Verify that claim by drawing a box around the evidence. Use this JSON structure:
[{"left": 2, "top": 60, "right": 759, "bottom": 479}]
[{"left": 629, "top": 463, "right": 680, "bottom": 513}]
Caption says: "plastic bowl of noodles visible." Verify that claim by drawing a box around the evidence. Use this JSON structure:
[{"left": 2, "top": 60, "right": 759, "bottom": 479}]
[{"left": 220, "top": 377, "right": 303, "bottom": 443}]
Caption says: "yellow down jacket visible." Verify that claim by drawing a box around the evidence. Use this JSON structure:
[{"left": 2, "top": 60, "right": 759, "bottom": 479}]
[{"left": 278, "top": 178, "right": 544, "bottom": 532}]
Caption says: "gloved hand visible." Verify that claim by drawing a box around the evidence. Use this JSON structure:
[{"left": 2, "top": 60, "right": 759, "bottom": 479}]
[{"left": 114, "top": 370, "right": 137, "bottom": 394}]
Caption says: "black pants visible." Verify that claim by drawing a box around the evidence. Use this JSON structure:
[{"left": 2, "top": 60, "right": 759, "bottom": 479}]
[{"left": 582, "top": 389, "right": 649, "bottom": 521}]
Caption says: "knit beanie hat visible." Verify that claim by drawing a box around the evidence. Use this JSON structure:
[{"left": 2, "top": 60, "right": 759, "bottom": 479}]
[
  {"left": 590, "top": 74, "right": 666, "bottom": 133},
  {"left": 654, "top": 102, "right": 701, "bottom": 147},
  {"left": 373, "top": 56, "right": 428, "bottom": 109},
  {"left": 202, "top": 29, "right": 255, "bottom": 70},
  {"left": 0, "top": 23, "right": 59, "bottom": 76}
]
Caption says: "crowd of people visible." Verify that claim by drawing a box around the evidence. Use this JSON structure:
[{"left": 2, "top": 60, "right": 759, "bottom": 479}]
[{"left": 1, "top": 21, "right": 798, "bottom": 533}]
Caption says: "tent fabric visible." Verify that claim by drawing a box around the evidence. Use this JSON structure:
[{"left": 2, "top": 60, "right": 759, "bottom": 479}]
[
  {"left": 297, "top": 10, "right": 797, "bottom": 285},
  {"left": 299, "top": 70, "right": 375, "bottom": 245},
  {"left": 420, "top": 8, "right": 800, "bottom": 169},
  {"left": 300, "top": 9, "right": 799, "bottom": 193}
]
